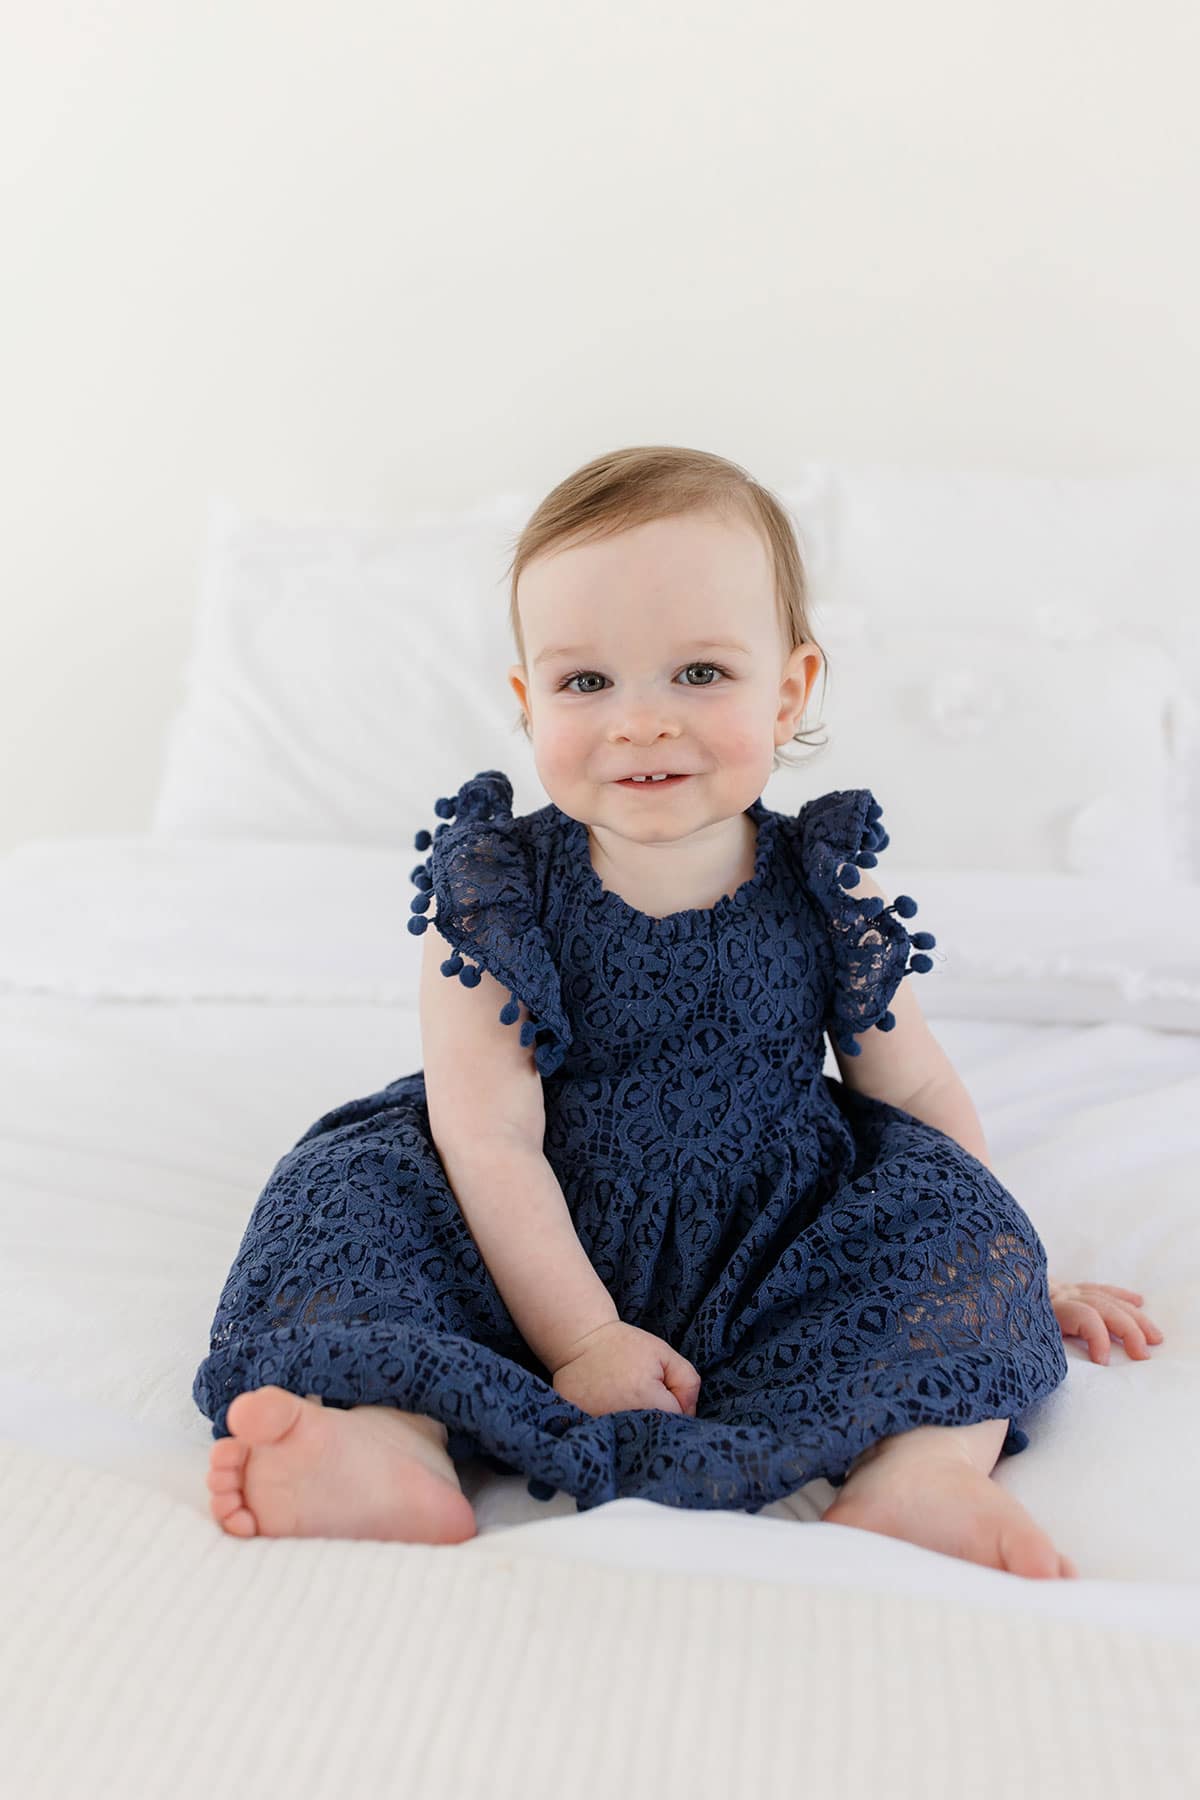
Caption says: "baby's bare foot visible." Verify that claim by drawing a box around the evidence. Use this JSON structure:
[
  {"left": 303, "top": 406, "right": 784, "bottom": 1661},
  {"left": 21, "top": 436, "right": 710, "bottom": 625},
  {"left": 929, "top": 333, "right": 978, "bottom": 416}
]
[
  {"left": 205, "top": 1387, "right": 477, "bottom": 1545},
  {"left": 823, "top": 1443, "right": 1078, "bottom": 1580}
]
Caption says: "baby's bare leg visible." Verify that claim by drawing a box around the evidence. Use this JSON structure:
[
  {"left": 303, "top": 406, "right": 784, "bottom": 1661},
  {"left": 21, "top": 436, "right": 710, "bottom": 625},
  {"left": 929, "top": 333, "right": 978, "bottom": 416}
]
[
  {"left": 826, "top": 1418, "right": 1078, "bottom": 1579},
  {"left": 846, "top": 1417, "right": 1008, "bottom": 1479}
]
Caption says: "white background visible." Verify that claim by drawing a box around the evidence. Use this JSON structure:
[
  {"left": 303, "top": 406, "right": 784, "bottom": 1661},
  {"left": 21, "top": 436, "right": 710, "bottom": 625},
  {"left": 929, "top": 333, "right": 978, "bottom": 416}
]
[{"left": 1, "top": 0, "right": 1197, "bottom": 855}]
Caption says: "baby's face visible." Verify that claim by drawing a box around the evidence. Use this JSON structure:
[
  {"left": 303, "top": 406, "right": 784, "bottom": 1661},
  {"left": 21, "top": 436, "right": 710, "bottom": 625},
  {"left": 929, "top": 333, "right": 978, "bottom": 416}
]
[{"left": 509, "top": 508, "right": 819, "bottom": 834}]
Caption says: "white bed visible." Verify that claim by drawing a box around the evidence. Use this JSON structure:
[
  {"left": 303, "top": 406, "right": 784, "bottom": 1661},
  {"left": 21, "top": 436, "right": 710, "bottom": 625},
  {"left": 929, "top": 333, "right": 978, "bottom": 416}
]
[
  {"left": 4, "top": 470, "right": 1200, "bottom": 1796},
  {"left": 1, "top": 835, "right": 1199, "bottom": 1798}
]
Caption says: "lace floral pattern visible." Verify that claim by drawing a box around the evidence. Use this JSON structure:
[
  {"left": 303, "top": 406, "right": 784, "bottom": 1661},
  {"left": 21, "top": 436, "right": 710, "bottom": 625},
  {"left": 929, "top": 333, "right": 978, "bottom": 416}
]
[{"left": 193, "top": 770, "right": 1068, "bottom": 1513}]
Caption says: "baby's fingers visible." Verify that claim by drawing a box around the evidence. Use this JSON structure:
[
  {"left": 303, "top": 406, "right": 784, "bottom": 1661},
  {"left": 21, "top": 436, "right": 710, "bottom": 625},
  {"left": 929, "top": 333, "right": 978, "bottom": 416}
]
[
  {"left": 1121, "top": 1305, "right": 1163, "bottom": 1343},
  {"left": 663, "top": 1352, "right": 702, "bottom": 1417},
  {"left": 1054, "top": 1299, "right": 1112, "bottom": 1363},
  {"left": 1099, "top": 1300, "right": 1162, "bottom": 1359}
]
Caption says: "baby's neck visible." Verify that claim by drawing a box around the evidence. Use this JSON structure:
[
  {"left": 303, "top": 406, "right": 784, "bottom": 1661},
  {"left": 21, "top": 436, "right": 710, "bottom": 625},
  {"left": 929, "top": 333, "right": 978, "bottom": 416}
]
[{"left": 585, "top": 810, "right": 759, "bottom": 917}]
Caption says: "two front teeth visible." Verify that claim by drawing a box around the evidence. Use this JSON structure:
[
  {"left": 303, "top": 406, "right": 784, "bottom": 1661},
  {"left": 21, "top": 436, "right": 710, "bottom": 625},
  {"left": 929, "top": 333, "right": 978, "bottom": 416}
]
[{"left": 628, "top": 772, "right": 675, "bottom": 782}]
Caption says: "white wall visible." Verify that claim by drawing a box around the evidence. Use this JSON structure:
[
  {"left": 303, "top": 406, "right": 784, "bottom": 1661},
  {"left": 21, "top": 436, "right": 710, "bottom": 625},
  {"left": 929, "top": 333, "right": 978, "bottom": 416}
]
[{"left": 2, "top": 1, "right": 1197, "bottom": 854}]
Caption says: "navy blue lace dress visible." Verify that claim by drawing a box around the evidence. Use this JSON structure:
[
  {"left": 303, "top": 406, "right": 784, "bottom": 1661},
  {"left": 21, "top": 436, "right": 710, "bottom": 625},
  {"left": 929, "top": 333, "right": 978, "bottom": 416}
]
[{"left": 193, "top": 769, "right": 1068, "bottom": 1514}]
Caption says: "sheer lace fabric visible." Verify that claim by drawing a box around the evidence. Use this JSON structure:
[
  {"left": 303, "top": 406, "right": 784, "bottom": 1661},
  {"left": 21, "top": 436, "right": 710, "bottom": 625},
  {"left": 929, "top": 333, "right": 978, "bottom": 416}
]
[{"left": 193, "top": 771, "right": 1067, "bottom": 1512}]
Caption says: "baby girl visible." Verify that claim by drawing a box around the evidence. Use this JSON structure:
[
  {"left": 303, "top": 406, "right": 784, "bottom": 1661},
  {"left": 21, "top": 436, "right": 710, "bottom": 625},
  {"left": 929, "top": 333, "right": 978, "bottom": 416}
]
[{"left": 198, "top": 444, "right": 1163, "bottom": 1576}]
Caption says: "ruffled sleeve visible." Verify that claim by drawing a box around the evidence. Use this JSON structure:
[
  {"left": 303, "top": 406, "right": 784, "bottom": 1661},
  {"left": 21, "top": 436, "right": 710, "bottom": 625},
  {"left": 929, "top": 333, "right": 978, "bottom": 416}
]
[
  {"left": 793, "top": 788, "right": 937, "bottom": 1058},
  {"left": 405, "top": 769, "right": 571, "bottom": 1078}
]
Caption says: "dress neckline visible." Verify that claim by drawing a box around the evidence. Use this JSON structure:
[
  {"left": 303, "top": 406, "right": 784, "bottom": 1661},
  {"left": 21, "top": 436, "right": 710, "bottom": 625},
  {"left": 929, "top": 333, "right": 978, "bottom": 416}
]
[{"left": 556, "top": 798, "right": 778, "bottom": 937}]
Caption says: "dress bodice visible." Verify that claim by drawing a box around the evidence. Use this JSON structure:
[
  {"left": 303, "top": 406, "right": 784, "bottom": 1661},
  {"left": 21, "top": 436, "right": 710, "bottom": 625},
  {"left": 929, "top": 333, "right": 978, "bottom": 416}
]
[{"left": 405, "top": 770, "right": 937, "bottom": 1184}]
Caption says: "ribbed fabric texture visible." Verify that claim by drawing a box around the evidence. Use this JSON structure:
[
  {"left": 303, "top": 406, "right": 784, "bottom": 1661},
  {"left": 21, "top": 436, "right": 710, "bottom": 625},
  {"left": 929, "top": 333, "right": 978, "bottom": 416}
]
[{"left": 2, "top": 1437, "right": 1198, "bottom": 1800}]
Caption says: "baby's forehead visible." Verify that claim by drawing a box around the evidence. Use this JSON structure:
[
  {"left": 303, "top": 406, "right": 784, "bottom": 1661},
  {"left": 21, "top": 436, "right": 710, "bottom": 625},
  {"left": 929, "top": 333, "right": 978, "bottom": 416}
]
[
  {"left": 518, "top": 515, "right": 780, "bottom": 661},
  {"left": 522, "top": 512, "right": 771, "bottom": 597}
]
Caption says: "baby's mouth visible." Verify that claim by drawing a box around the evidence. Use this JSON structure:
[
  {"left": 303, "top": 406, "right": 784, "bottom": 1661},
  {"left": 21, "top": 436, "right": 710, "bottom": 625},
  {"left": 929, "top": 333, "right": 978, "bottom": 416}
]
[{"left": 614, "top": 774, "right": 691, "bottom": 789}]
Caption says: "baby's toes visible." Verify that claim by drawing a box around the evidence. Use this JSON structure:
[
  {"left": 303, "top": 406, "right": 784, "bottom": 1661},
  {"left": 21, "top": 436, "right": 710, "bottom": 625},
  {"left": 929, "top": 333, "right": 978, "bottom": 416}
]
[
  {"left": 996, "top": 1510, "right": 1063, "bottom": 1580},
  {"left": 206, "top": 1440, "right": 257, "bottom": 1535},
  {"left": 208, "top": 1483, "right": 258, "bottom": 1536},
  {"left": 207, "top": 1435, "right": 248, "bottom": 1487},
  {"left": 208, "top": 1436, "right": 247, "bottom": 1474}
]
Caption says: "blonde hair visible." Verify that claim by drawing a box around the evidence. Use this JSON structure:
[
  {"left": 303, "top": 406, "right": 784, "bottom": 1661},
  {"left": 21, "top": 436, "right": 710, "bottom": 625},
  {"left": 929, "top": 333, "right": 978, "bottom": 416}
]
[{"left": 500, "top": 444, "right": 829, "bottom": 769}]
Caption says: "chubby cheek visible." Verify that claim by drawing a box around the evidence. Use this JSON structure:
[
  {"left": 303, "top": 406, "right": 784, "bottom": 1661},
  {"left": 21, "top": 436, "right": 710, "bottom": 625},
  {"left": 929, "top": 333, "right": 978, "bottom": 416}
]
[
  {"left": 711, "top": 706, "right": 765, "bottom": 771},
  {"left": 530, "top": 717, "right": 589, "bottom": 797}
]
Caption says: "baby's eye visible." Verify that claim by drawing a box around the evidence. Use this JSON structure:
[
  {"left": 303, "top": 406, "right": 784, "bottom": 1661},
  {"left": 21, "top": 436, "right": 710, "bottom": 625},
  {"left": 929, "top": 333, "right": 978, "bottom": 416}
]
[{"left": 559, "top": 662, "right": 731, "bottom": 695}]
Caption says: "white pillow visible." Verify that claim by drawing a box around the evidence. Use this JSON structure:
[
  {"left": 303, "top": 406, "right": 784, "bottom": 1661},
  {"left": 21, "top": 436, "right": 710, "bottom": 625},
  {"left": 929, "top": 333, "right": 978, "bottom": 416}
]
[
  {"left": 151, "top": 494, "right": 545, "bottom": 844},
  {"left": 2, "top": 840, "right": 1197, "bottom": 1034},
  {"left": 884, "top": 866, "right": 1200, "bottom": 1034},
  {"left": 794, "top": 610, "right": 1185, "bottom": 875},
  {"left": 151, "top": 483, "right": 1195, "bottom": 876},
  {"left": 808, "top": 462, "right": 1200, "bottom": 874},
  {"left": 150, "top": 487, "right": 830, "bottom": 847}
]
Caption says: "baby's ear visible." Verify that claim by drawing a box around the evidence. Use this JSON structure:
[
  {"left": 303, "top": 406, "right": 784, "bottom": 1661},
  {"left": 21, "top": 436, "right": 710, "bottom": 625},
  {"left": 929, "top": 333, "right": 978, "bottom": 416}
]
[{"left": 507, "top": 665, "right": 531, "bottom": 718}]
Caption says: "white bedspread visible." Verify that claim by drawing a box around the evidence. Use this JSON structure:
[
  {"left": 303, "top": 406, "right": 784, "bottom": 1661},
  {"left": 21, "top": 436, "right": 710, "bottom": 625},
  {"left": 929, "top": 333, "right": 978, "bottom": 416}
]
[{"left": 2, "top": 839, "right": 1198, "bottom": 1795}]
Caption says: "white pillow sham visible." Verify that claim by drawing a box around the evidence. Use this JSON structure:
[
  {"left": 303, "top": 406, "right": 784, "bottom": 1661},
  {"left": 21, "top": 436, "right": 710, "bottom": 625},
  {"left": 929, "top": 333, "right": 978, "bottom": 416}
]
[
  {"left": 151, "top": 494, "right": 539, "bottom": 847},
  {"left": 783, "top": 611, "right": 1183, "bottom": 876},
  {"left": 150, "top": 485, "right": 1194, "bottom": 876},
  {"left": 808, "top": 461, "right": 1200, "bottom": 873},
  {"left": 3, "top": 839, "right": 1196, "bottom": 1034}
]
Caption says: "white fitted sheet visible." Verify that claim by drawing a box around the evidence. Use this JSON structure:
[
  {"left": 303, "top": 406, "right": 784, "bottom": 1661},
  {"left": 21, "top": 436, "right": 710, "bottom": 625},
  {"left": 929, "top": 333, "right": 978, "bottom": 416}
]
[{"left": 1, "top": 839, "right": 1198, "bottom": 1794}]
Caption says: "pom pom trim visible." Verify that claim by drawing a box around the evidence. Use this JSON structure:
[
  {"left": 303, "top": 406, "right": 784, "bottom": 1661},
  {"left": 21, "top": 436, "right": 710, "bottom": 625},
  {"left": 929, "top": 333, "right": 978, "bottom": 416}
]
[
  {"left": 407, "top": 771, "right": 570, "bottom": 1079},
  {"left": 802, "top": 789, "right": 938, "bottom": 1058}
]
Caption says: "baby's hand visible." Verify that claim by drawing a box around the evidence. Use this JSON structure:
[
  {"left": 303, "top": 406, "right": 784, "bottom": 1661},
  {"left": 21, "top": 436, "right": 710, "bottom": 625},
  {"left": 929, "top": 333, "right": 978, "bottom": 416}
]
[
  {"left": 1047, "top": 1277, "right": 1165, "bottom": 1364},
  {"left": 552, "top": 1321, "right": 702, "bottom": 1418}
]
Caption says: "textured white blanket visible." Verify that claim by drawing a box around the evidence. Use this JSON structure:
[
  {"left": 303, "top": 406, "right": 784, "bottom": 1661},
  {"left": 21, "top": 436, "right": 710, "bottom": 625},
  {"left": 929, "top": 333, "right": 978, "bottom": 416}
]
[
  {"left": 2, "top": 1436, "right": 1197, "bottom": 1800},
  {"left": 4, "top": 842, "right": 1200, "bottom": 1797}
]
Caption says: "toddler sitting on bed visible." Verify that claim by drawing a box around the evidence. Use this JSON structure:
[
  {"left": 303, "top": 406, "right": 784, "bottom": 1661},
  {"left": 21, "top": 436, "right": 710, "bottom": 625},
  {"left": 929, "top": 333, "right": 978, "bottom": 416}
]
[{"left": 199, "top": 445, "right": 1163, "bottom": 1576}]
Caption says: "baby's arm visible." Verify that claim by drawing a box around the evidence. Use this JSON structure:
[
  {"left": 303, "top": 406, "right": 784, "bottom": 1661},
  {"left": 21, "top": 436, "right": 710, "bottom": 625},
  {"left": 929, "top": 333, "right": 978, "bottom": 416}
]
[
  {"left": 420, "top": 922, "right": 618, "bottom": 1370},
  {"left": 827, "top": 872, "right": 989, "bottom": 1161},
  {"left": 831, "top": 872, "right": 1165, "bottom": 1364}
]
